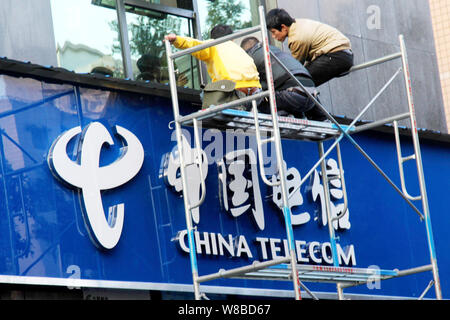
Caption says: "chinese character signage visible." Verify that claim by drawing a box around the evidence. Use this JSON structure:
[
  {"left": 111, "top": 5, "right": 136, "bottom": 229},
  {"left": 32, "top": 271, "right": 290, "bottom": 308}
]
[
  {"left": 160, "top": 130, "right": 356, "bottom": 268},
  {"left": 0, "top": 74, "right": 448, "bottom": 299}
]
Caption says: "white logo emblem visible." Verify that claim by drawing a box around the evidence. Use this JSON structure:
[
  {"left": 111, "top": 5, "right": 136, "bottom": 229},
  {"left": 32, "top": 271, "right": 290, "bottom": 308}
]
[{"left": 47, "top": 122, "right": 144, "bottom": 249}]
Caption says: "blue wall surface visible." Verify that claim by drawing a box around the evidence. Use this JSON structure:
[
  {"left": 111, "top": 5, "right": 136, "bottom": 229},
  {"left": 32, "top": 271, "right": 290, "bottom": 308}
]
[{"left": 0, "top": 73, "right": 449, "bottom": 299}]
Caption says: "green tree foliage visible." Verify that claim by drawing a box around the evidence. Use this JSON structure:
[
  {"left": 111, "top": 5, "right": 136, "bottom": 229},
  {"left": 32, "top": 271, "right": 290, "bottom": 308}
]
[
  {"left": 111, "top": 14, "right": 183, "bottom": 58},
  {"left": 129, "top": 15, "right": 184, "bottom": 57},
  {"left": 203, "top": 0, "right": 252, "bottom": 38}
]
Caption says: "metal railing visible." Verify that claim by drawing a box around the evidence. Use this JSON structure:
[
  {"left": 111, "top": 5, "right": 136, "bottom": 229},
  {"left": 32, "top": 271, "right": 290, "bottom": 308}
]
[
  {"left": 271, "top": 33, "right": 441, "bottom": 299},
  {"left": 165, "top": 5, "right": 442, "bottom": 300},
  {"left": 165, "top": 6, "right": 303, "bottom": 300}
]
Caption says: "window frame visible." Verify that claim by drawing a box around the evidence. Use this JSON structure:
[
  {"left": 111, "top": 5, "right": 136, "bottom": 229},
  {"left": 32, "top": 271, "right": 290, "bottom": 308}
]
[
  {"left": 115, "top": 0, "right": 201, "bottom": 81},
  {"left": 86, "top": 0, "right": 268, "bottom": 85},
  {"left": 124, "top": 0, "right": 196, "bottom": 19}
]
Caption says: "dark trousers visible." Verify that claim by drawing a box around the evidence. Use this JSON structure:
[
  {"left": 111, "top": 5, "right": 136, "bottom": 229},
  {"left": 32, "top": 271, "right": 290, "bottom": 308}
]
[
  {"left": 259, "top": 89, "right": 328, "bottom": 121},
  {"left": 306, "top": 50, "right": 354, "bottom": 87}
]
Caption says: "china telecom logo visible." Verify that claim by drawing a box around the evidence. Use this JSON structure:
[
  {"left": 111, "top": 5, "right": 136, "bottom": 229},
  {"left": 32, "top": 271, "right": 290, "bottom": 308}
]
[{"left": 47, "top": 122, "right": 144, "bottom": 250}]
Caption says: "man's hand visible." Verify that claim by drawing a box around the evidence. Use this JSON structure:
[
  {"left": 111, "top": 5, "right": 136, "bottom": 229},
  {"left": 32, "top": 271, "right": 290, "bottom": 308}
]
[
  {"left": 165, "top": 33, "right": 177, "bottom": 44},
  {"left": 176, "top": 73, "right": 189, "bottom": 87}
]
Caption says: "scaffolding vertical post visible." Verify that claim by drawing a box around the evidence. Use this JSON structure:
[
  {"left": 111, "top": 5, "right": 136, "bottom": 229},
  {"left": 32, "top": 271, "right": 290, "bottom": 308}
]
[
  {"left": 259, "top": 6, "right": 302, "bottom": 300},
  {"left": 318, "top": 141, "right": 344, "bottom": 299},
  {"left": 399, "top": 34, "right": 442, "bottom": 300},
  {"left": 165, "top": 39, "right": 201, "bottom": 300},
  {"left": 318, "top": 142, "right": 339, "bottom": 268}
]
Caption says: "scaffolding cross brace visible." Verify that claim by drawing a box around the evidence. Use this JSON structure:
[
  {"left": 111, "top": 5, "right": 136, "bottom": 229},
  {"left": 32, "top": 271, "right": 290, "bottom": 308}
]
[{"left": 165, "top": 5, "right": 442, "bottom": 300}]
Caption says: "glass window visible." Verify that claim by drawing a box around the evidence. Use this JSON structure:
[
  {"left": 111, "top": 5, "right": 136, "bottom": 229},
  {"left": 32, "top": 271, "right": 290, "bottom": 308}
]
[
  {"left": 124, "top": 4, "right": 200, "bottom": 88},
  {"left": 49, "top": 0, "right": 260, "bottom": 89},
  {"left": 196, "top": 0, "right": 260, "bottom": 39},
  {"left": 50, "top": 0, "right": 124, "bottom": 77},
  {"left": 126, "top": 0, "right": 193, "bottom": 11}
]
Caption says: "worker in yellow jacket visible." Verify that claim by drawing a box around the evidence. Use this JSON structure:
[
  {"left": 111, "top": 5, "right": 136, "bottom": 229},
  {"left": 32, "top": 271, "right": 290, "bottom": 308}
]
[{"left": 165, "top": 25, "right": 261, "bottom": 108}]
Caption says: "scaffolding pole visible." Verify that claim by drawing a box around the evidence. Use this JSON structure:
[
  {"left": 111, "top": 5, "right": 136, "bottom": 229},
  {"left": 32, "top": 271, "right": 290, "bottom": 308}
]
[
  {"left": 165, "top": 5, "right": 302, "bottom": 300},
  {"left": 164, "top": 6, "right": 442, "bottom": 299},
  {"left": 258, "top": 6, "right": 302, "bottom": 300},
  {"left": 398, "top": 34, "right": 442, "bottom": 299}
]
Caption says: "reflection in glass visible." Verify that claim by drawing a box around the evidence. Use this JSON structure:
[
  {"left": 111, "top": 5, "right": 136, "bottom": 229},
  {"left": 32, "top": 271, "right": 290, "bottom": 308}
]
[
  {"left": 94, "top": 0, "right": 193, "bottom": 10},
  {"left": 0, "top": 76, "right": 77, "bottom": 174},
  {"left": 123, "top": 5, "right": 199, "bottom": 88},
  {"left": 197, "top": 0, "right": 258, "bottom": 39},
  {"left": 50, "top": 0, "right": 124, "bottom": 77}
]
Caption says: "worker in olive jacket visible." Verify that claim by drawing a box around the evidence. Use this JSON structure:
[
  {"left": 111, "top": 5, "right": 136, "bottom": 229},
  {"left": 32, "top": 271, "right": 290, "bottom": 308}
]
[{"left": 266, "top": 8, "right": 353, "bottom": 87}]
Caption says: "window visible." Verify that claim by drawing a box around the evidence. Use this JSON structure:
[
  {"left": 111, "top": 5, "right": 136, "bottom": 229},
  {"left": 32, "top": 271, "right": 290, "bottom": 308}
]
[
  {"left": 49, "top": 0, "right": 264, "bottom": 89},
  {"left": 124, "top": 0, "right": 193, "bottom": 11},
  {"left": 50, "top": 0, "right": 124, "bottom": 77},
  {"left": 196, "top": 0, "right": 260, "bottom": 38},
  {"left": 124, "top": 4, "right": 200, "bottom": 88}
]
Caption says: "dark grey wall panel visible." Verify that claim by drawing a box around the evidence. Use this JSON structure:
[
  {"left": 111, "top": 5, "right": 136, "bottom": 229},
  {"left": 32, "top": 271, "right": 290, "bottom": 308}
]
[
  {"left": 0, "top": 0, "right": 57, "bottom": 66},
  {"left": 276, "top": 0, "right": 446, "bottom": 132}
]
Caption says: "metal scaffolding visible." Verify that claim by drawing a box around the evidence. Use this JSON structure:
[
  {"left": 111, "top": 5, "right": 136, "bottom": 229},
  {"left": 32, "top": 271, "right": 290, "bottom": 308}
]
[{"left": 164, "top": 5, "right": 442, "bottom": 300}]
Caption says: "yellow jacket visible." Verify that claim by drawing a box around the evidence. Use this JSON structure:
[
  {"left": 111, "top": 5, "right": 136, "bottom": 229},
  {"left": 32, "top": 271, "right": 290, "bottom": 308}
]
[
  {"left": 173, "top": 36, "right": 261, "bottom": 89},
  {"left": 288, "top": 19, "right": 351, "bottom": 63}
]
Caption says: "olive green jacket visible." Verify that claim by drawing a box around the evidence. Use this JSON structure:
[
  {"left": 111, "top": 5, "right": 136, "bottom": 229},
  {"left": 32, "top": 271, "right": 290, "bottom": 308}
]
[{"left": 288, "top": 19, "right": 351, "bottom": 63}]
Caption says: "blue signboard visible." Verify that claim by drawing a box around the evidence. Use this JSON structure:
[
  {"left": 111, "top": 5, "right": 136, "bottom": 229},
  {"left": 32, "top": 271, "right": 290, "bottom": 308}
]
[{"left": 0, "top": 73, "right": 449, "bottom": 299}]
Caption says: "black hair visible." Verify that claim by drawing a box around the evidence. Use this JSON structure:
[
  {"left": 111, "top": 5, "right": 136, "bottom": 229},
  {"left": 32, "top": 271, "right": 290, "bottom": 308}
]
[
  {"left": 240, "top": 36, "right": 259, "bottom": 52},
  {"left": 266, "top": 8, "right": 295, "bottom": 31},
  {"left": 137, "top": 53, "right": 160, "bottom": 72},
  {"left": 210, "top": 24, "right": 233, "bottom": 39}
]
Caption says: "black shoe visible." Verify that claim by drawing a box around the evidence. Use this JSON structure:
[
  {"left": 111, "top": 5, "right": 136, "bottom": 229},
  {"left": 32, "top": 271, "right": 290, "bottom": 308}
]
[{"left": 305, "top": 106, "right": 328, "bottom": 121}]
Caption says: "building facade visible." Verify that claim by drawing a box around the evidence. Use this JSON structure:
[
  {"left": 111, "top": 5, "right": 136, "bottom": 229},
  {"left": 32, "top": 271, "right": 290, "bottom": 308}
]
[
  {"left": 272, "top": 0, "right": 447, "bottom": 133},
  {"left": 0, "top": 0, "right": 449, "bottom": 300},
  {"left": 0, "top": 0, "right": 447, "bottom": 132}
]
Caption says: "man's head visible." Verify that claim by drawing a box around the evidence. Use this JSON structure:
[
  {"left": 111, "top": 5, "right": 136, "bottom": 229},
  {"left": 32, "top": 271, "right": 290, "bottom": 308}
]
[
  {"left": 266, "top": 8, "right": 295, "bottom": 42},
  {"left": 240, "top": 36, "right": 259, "bottom": 52},
  {"left": 210, "top": 24, "right": 233, "bottom": 39}
]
